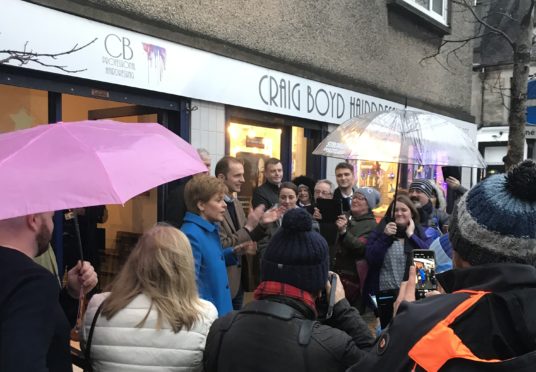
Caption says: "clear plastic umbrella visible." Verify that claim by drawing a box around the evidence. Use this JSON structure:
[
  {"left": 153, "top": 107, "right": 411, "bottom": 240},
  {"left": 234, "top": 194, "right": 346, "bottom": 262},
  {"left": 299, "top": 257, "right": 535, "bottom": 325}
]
[{"left": 313, "top": 109, "right": 486, "bottom": 168}]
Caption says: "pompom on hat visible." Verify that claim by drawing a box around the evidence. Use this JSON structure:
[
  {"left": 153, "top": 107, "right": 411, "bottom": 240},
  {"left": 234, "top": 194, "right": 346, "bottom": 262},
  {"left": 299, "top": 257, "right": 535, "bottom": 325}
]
[
  {"left": 261, "top": 208, "right": 328, "bottom": 293},
  {"left": 449, "top": 160, "right": 536, "bottom": 266}
]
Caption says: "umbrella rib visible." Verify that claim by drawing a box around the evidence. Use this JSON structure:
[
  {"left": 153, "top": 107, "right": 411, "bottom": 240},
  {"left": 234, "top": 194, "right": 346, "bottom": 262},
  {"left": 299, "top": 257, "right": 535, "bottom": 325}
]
[
  {"left": 0, "top": 128, "right": 52, "bottom": 168},
  {"left": 62, "top": 124, "right": 123, "bottom": 203}
]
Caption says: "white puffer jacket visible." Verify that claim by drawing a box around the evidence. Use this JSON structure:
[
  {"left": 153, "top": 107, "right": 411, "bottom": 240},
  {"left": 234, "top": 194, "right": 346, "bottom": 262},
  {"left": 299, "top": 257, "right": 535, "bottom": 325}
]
[{"left": 82, "top": 292, "right": 217, "bottom": 372}]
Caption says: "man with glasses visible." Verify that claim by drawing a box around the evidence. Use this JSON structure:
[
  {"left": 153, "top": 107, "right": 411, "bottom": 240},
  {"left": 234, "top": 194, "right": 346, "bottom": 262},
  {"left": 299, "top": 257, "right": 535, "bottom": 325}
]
[
  {"left": 312, "top": 179, "right": 339, "bottom": 262},
  {"left": 312, "top": 179, "right": 334, "bottom": 220}
]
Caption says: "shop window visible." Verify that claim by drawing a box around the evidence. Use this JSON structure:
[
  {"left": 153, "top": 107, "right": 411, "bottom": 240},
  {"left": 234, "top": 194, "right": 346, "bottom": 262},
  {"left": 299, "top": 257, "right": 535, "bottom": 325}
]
[
  {"left": 228, "top": 122, "right": 281, "bottom": 207},
  {"left": 291, "top": 126, "right": 307, "bottom": 180},
  {"left": 354, "top": 161, "right": 445, "bottom": 218},
  {"left": 61, "top": 94, "right": 158, "bottom": 289},
  {"left": 0, "top": 84, "right": 47, "bottom": 133}
]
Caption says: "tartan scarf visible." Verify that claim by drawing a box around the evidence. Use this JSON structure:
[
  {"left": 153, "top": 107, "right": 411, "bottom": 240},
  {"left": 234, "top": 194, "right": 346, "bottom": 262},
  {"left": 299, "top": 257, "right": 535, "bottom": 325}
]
[{"left": 254, "top": 281, "right": 317, "bottom": 316}]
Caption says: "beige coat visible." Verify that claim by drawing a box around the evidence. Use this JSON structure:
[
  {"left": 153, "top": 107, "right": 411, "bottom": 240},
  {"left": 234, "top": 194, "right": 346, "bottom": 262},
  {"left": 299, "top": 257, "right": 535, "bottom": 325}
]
[{"left": 218, "top": 198, "right": 266, "bottom": 296}]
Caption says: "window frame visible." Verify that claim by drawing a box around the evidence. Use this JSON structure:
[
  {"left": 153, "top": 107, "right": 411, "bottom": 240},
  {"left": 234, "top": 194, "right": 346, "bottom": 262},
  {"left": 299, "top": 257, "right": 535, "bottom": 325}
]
[
  {"left": 388, "top": 0, "right": 451, "bottom": 35},
  {"left": 402, "top": 0, "right": 449, "bottom": 25}
]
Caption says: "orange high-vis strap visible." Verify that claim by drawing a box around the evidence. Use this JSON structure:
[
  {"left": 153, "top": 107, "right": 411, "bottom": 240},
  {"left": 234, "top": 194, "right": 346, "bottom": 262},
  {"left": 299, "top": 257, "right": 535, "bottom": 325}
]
[{"left": 408, "top": 290, "right": 504, "bottom": 372}]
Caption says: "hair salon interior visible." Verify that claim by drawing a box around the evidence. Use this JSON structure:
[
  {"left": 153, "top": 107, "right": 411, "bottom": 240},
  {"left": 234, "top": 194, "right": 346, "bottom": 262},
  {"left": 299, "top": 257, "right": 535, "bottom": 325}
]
[{"left": 1, "top": 0, "right": 478, "bottom": 283}]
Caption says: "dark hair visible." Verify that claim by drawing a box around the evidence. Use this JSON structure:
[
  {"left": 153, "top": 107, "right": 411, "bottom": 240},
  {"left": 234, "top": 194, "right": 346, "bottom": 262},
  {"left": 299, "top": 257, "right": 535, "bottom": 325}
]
[
  {"left": 279, "top": 181, "right": 298, "bottom": 196},
  {"left": 335, "top": 162, "right": 354, "bottom": 174},
  {"left": 385, "top": 194, "right": 419, "bottom": 222},
  {"left": 292, "top": 175, "right": 316, "bottom": 201},
  {"left": 265, "top": 158, "right": 282, "bottom": 170},
  {"left": 215, "top": 156, "right": 243, "bottom": 178}
]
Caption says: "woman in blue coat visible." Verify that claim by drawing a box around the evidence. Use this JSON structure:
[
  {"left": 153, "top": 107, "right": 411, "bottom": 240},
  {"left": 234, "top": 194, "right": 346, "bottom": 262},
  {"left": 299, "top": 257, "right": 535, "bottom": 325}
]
[{"left": 181, "top": 175, "right": 242, "bottom": 317}]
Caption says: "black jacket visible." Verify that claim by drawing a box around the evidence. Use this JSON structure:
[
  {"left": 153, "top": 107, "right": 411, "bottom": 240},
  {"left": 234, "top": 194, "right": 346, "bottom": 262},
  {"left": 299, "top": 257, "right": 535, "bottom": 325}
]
[
  {"left": 348, "top": 263, "right": 536, "bottom": 371},
  {"left": 204, "top": 297, "right": 374, "bottom": 372},
  {"left": 333, "top": 187, "right": 355, "bottom": 213},
  {"left": 0, "top": 247, "right": 72, "bottom": 372},
  {"left": 251, "top": 181, "right": 280, "bottom": 209}
]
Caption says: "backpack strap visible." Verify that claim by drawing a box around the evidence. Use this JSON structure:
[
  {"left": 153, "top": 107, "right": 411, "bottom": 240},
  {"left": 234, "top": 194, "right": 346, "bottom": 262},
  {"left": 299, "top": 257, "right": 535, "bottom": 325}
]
[
  {"left": 204, "top": 310, "right": 240, "bottom": 372},
  {"left": 84, "top": 301, "right": 104, "bottom": 372},
  {"left": 205, "top": 300, "right": 316, "bottom": 371},
  {"left": 242, "top": 300, "right": 315, "bottom": 346}
]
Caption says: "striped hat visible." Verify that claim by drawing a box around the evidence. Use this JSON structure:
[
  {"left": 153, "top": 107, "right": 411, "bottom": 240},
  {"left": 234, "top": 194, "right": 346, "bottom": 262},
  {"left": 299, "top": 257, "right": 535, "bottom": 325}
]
[
  {"left": 449, "top": 160, "right": 536, "bottom": 266},
  {"left": 409, "top": 179, "right": 434, "bottom": 198}
]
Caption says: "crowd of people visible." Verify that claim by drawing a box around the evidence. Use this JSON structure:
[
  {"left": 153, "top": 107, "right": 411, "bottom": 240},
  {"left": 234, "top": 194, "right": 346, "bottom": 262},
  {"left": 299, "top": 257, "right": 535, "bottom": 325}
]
[{"left": 0, "top": 148, "right": 535, "bottom": 371}]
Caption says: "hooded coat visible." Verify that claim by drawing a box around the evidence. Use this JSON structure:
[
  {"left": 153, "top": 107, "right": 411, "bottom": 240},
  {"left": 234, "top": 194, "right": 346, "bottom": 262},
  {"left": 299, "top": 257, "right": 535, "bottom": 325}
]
[{"left": 347, "top": 263, "right": 536, "bottom": 371}]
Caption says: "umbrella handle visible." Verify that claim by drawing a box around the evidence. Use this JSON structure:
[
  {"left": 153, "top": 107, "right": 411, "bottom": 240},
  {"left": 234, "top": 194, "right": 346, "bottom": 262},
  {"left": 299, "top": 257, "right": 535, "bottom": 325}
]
[
  {"left": 71, "top": 212, "right": 85, "bottom": 263},
  {"left": 70, "top": 261, "right": 87, "bottom": 341},
  {"left": 391, "top": 162, "right": 402, "bottom": 220}
]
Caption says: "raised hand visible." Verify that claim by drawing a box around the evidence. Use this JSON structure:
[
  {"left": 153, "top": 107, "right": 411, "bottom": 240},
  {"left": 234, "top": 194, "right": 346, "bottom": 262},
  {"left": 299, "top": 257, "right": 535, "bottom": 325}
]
[
  {"left": 313, "top": 207, "right": 323, "bottom": 221},
  {"left": 66, "top": 260, "right": 98, "bottom": 298},
  {"left": 245, "top": 204, "right": 266, "bottom": 231},
  {"left": 384, "top": 221, "right": 397, "bottom": 236},
  {"left": 406, "top": 218, "right": 415, "bottom": 238},
  {"left": 335, "top": 214, "right": 348, "bottom": 233}
]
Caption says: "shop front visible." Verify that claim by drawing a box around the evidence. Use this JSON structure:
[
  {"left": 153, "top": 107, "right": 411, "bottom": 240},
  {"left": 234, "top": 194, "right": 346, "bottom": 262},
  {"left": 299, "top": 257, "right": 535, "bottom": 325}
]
[
  {"left": 477, "top": 125, "right": 536, "bottom": 181},
  {"left": 0, "top": 66, "right": 187, "bottom": 288},
  {"left": 2, "top": 0, "right": 479, "bottom": 284}
]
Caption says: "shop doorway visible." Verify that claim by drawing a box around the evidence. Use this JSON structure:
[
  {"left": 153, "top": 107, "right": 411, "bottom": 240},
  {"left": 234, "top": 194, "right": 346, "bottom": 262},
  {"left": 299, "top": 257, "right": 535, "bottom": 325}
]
[
  {"left": 227, "top": 121, "right": 312, "bottom": 210},
  {"left": 228, "top": 122, "right": 282, "bottom": 210},
  {"left": 61, "top": 94, "right": 163, "bottom": 289}
]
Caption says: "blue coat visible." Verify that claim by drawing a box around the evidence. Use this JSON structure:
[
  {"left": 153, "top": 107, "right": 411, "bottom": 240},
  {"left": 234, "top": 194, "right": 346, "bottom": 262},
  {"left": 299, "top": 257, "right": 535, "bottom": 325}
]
[{"left": 181, "top": 212, "right": 237, "bottom": 316}]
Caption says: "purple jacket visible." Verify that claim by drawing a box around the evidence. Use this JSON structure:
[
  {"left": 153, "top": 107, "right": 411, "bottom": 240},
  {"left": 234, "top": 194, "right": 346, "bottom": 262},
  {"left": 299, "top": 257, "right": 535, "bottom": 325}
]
[{"left": 364, "top": 221, "right": 431, "bottom": 298}]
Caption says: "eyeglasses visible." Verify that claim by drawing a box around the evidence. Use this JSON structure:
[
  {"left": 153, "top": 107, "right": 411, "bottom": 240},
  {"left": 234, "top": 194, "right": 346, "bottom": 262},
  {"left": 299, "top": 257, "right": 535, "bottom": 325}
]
[
  {"left": 314, "top": 190, "right": 332, "bottom": 196},
  {"left": 352, "top": 194, "right": 366, "bottom": 201}
]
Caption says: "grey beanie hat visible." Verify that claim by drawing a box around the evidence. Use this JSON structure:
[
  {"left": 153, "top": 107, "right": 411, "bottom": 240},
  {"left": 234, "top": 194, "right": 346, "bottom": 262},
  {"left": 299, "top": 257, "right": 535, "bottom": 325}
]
[
  {"left": 354, "top": 187, "right": 380, "bottom": 210},
  {"left": 449, "top": 160, "right": 536, "bottom": 266}
]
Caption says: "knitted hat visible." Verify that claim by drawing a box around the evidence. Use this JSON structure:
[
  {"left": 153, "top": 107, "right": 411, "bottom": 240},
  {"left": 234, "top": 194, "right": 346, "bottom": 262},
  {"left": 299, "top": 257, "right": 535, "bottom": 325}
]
[
  {"left": 409, "top": 179, "right": 434, "bottom": 198},
  {"left": 354, "top": 187, "right": 381, "bottom": 210},
  {"left": 449, "top": 160, "right": 536, "bottom": 266},
  {"left": 261, "top": 208, "right": 328, "bottom": 293}
]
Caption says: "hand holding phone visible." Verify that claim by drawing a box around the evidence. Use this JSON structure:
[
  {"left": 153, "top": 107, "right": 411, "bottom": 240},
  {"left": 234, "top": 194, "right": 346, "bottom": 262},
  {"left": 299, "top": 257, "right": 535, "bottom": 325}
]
[
  {"left": 326, "top": 273, "right": 337, "bottom": 319},
  {"left": 412, "top": 249, "right": 438, "bottom": 299}
]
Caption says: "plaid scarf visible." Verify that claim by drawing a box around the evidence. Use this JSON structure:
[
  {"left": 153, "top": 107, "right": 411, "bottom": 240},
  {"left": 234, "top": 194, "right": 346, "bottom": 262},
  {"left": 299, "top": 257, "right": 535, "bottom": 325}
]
[{"left": 254, "top": 281, "right": 317, "bottom": 316}]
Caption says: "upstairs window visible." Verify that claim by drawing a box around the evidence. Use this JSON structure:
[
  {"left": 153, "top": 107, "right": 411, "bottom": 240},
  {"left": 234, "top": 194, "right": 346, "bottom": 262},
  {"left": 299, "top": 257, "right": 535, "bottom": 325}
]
[{"left": 403, "top": 0, "right": 449, "bottom": 25}]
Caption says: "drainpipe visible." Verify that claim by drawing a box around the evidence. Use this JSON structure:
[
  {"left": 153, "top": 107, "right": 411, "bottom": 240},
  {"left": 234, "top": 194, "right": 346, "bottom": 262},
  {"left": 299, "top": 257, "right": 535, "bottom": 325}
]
[{"left": 479, "top": 66, "right": 487, "bottom": 127}]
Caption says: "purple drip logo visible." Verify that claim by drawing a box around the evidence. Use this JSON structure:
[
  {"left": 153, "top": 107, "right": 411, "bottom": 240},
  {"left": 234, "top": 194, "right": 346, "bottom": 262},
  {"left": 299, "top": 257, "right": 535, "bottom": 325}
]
[{"left": 142, "top": 43, "right": 166, "bottom": 83}]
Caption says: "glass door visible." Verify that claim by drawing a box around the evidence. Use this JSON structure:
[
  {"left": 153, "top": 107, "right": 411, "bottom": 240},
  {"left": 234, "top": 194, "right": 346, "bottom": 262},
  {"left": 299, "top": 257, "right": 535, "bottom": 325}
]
[
  {"left": 228, "top": 122, "right": 282, "bottom": 209},
  {"left": 61, "top": 94, "right": 161, "bottom": 289}
]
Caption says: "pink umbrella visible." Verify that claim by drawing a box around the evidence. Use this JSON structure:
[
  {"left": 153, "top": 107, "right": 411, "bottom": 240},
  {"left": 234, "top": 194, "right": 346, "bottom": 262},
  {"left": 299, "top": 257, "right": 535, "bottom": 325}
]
[{"left": 0, "top": 119, "right": 206, "bottom": 220}]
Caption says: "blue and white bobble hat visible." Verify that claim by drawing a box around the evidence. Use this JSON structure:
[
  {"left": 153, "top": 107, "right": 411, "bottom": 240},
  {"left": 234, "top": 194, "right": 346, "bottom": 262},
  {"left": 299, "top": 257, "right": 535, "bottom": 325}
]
[{"left": 449, "top": 160, "right": 536, "bottom": 266}]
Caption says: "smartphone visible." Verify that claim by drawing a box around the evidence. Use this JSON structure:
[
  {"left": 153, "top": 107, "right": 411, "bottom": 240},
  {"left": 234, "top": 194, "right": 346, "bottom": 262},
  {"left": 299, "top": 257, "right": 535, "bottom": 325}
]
[
  {"left": 412, "top": 249, "right": 438, "bottom": 299},
  {"left": 316, "top": 273, "right": 337, "bottom": 320}
]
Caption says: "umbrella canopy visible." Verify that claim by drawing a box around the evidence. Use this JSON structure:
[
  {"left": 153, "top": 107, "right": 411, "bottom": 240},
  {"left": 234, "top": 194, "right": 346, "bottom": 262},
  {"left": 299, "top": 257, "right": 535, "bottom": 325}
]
[
  {"left": 0, "top": 120, "right": 206, "bottom": 220},
  {"left": 313, "top": 109, "right": 486, "bottom": 168}
]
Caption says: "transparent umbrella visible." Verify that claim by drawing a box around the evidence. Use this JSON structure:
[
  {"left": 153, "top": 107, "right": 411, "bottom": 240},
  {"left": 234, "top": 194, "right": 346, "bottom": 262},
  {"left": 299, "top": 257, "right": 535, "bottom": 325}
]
[{"left": 313, "top": 109, "right": 486, "bottom": 168}]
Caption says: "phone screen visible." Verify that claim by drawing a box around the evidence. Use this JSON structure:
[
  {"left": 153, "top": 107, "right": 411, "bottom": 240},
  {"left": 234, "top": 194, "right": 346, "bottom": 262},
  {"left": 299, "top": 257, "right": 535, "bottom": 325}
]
[{"left": 412, "top": 250, "right": 438, "bottom": 297}]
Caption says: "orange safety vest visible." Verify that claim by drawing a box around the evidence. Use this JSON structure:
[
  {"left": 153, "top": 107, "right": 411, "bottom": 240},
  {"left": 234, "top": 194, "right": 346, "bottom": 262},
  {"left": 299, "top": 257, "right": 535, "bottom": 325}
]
[{"left": 408, "top": 290, "right": 508, "bottom": 372}]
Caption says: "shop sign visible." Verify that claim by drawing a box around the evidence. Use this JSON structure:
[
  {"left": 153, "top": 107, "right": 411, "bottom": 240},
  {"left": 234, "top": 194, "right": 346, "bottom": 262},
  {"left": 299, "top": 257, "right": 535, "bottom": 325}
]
[{"left": 1, "top": 0, "right": 475, "bottom": 138}]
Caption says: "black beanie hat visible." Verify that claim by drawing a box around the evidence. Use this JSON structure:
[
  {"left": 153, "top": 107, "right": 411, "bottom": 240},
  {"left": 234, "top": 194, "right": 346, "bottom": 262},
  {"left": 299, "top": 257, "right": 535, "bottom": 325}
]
[{"left": 261, "top": 208, "right": 329, "bottom": 293}]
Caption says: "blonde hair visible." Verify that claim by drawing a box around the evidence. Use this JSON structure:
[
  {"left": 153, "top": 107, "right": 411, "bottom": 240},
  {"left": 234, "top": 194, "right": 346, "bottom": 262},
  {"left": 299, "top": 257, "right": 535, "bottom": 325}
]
[
  {"left": 101, "top": 223, "right": 203, "bottom": 332},
  {"left": 184, "top": 175, "right": 227, "bottom": 213}
]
